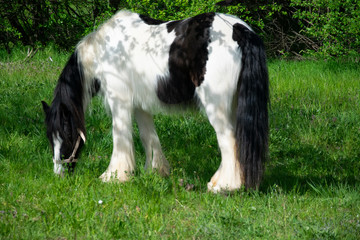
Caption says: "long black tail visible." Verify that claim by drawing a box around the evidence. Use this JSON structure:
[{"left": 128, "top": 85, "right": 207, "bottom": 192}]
[{"left": 233, "top": 23, "right": 269, "bottom": 189}]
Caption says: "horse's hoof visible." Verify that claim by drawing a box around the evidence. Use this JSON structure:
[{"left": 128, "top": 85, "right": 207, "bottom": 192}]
[
  {"left": 207, "top": 173, "right": 242, "bottom": 193},
  {"left": 157, "top": 164, "right": 170, "bottom": 177},
  {"left": 207, "top": 181, "right": 221, "bottom": 193},
  {"left": 99, "top": 170, "right": 129, "bottom": 182}
]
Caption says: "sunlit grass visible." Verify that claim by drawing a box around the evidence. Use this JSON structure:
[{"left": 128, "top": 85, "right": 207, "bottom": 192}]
[{"left": 1, "top": 49, "right": 359, "bottom": 238}]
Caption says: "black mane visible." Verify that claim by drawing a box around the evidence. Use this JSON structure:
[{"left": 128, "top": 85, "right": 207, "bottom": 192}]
[{"left": 42, "top": 51, "right": 86, "bottom": 157}]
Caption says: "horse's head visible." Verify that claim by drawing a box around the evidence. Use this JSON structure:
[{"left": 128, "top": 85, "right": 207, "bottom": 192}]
[{"left": 42, "top": 101, "right": 86, "bottom": 176}]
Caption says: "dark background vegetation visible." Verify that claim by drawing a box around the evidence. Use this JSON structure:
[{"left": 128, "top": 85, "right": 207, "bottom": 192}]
[{"left": 1, "top": 0, "right": 359, "bottom": 58}]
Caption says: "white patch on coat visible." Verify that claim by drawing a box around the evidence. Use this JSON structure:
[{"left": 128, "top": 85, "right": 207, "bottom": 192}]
[
  {"left": 73, "top": 11, "right": 255, "bottom": 191},
  {"left": 196, "top": 14, "right": 250, "bottom": 192},
  {"left": 76, "top": 11, "right": 176, "bottom": 182},
  {"left": 52, "top": 132, "right": 65, "bottom": 176}
]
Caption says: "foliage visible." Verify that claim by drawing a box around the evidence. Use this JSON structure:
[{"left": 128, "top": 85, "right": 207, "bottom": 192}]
[
  {"left": 125, "top": 0, "right": 218, "bottom": 20},
  {"left": 0, "top": 0, "right": 113, "bottom": 51},
  {"left": 291, "top": 0, "right": 360, "bottom": 57},
  {"left": 1, "top": 49, "right": 360, "bottom": 239},
  {"left": 0, "top": 0, "right": 359, "bottom": 56}
]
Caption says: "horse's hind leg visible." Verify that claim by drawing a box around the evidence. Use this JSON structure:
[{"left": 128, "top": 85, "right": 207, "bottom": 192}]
[
  {"left": 135, "top": 108, "right": 170, "bottom": 176},
  {"left": 197, "top": 86, "right": 243, "bottom": 193}
]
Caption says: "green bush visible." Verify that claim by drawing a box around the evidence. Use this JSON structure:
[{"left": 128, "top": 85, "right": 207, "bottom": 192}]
[
  {"left": 125, "top": 0, "right": 218, "bottom": 20},
  {"left": 291, "top": 0, "right": 360, "bottom": 57},
  {"left": 0, "top": 1, "right": 113, "bottom": 51},
  {"left": 0, "top": 0, "right": 359, "bottom": 57}
]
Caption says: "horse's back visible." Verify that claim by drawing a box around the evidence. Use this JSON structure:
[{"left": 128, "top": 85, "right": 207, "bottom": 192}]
[{"left": 78, "top": 10, "right": 252, "bottom": 112}]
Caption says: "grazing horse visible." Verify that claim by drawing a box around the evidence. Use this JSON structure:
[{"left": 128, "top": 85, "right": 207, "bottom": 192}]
[{"left": 42, "top": 10, "right": 269, "bottom": 192}]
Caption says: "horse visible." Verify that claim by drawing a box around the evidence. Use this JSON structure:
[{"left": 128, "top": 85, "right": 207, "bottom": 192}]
[{"left": 41, "top": 10, "right": 269, "bottom": 192}]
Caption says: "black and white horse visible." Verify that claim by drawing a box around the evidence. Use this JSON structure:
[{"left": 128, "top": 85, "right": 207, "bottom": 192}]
[{"left": 42, "top": 10, "right": 269, "bottom": 192}]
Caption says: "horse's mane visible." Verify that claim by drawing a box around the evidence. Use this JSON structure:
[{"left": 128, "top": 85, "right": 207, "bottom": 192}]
[{"left": 45, "top": 52, "right": 86, "bottom": 146}]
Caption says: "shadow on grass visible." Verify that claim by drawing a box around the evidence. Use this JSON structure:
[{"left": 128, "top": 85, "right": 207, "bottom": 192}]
[
  {"left": 151, "top": 112, "right": 360, "bottom": 194},
  {"left": 261, "top": 142, "right": 359, "bottom": 194},
  {"left": 83, "top": 110, "right": 360, "bottom": 194}
]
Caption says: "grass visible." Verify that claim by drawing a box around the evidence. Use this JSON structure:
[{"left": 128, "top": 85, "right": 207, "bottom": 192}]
[{"left": 1, "top": 48, "right": 360, "bottom": 239}]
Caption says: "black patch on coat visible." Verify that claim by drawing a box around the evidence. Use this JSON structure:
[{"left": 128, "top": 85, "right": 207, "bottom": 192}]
[
  {"left": 232, "top": 23, "right": 269, "bottom": 190},
  {"left": 92, "top": 78, "right": 101, "bottom": 97},
  {"left": 42, "top": 51, "right": 86, "bottom": 170},
  {"left": 166, "top": 20, "right": 183, "bottom": 33},
  {"left": 156, "top": 12, "right": 215, "bottom": 104},
  {"left": 139, "top": 14, "right": 166, "bottom": 25}
]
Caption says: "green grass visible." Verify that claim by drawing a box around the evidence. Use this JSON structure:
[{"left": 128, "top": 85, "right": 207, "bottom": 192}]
[{"left": 1, "top": 48, "right": 360, "bottom": 239}]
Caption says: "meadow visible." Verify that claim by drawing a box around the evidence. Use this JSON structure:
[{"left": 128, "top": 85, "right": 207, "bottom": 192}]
[{"left": 1, "top": 48, "right": 359, "bottom": 239}]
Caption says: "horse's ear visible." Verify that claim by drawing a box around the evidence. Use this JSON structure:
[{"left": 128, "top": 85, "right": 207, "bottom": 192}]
[{"left": 41, "top": 101, "right": 50, "bottom": 114}]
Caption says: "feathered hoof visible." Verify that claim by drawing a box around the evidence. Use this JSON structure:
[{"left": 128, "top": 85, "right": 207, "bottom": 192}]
[
  {"left": 99, "top": 170, "right": 130, "bottom": 182},
  {"left": 207, "top": 181, "right": 242, "bottom": 193},
  {"left": 207, "top": 168, "right": 242, "bottom": 193},
  {"left": 150, "top": 158, "right": 171, "bottom": 177},
  {"left": 156, "top": 163, "right": 170, "bottom": 177}
]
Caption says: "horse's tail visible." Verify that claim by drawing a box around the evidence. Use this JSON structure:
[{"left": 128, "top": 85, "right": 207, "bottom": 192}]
[{"left": 233, "top": 23, "right": 269, "bottom": 190}]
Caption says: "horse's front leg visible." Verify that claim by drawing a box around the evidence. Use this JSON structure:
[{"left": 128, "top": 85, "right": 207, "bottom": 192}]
[
  {"left": 100, "top": 100, "right": 135, "bottom": 182},
  {"left": 135, "top": 108, "right": 170, "bottom": 176}
]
